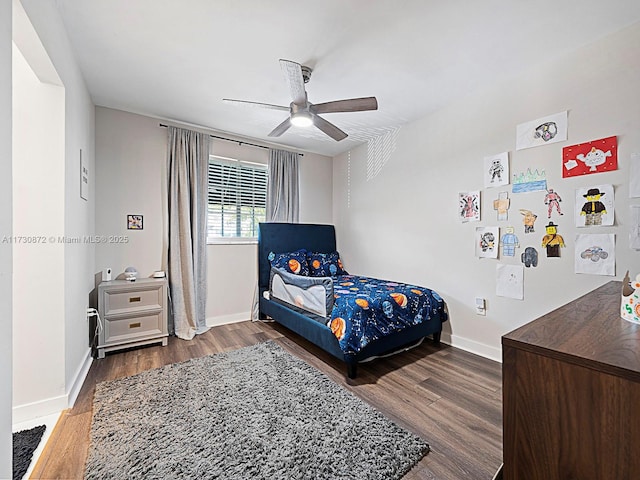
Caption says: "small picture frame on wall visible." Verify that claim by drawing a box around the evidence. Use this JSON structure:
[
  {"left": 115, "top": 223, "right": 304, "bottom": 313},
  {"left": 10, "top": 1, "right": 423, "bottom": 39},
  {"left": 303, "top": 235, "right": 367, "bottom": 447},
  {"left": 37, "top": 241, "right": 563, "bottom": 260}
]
[{"left": 127, "top": 215, "right": 143, "bottom": 230}]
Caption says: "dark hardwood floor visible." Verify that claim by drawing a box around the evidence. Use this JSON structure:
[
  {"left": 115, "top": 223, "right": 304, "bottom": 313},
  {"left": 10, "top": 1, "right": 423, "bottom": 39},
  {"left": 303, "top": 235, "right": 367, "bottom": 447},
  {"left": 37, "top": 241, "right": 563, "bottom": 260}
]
[{"left": 31, "top": 321, "right": 503, "bottom": 479}]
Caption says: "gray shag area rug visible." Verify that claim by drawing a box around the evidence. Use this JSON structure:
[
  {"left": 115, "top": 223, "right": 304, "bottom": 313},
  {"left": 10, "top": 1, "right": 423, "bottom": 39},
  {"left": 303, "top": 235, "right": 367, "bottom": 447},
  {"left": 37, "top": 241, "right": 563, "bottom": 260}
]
[{"left": 85, "top": 341, "right": 428, "bottom": 479}]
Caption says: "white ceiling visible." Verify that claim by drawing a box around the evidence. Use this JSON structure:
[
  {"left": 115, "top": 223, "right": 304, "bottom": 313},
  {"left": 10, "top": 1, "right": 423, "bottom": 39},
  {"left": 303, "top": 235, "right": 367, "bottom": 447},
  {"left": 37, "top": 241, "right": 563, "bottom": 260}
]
[{"left": 54, "top": 0, "right": 640, "bottom": 157}]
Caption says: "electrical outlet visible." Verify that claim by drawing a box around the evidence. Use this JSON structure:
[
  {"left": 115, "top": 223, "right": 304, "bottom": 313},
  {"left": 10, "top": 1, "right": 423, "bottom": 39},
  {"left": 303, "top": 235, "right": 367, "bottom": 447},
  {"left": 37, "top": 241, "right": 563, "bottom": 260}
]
[{"left": 475, "top": 297, "right": 486, "bottom": 315}]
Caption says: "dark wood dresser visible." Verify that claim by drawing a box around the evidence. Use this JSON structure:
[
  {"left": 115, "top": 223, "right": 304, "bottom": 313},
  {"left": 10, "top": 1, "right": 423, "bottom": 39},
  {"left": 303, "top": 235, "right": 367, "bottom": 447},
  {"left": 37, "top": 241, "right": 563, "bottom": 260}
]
[{"left": 502, "top": 281, "right": 640, "bottom": 479}]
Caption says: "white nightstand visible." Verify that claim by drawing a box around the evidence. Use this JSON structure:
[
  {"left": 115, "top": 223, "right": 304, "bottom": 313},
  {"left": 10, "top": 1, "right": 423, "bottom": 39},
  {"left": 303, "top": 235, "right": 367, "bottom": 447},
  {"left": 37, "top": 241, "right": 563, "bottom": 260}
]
[{"left": 97, "top": 278, "right": 168, "bottom": 358}]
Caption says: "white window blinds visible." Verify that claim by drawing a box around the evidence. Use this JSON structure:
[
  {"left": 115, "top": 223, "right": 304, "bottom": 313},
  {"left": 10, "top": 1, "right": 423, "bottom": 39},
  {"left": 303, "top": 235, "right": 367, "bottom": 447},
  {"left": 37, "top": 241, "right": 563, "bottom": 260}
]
[{"left": 207, "top": 156, "right": 268, "bottom": 240}]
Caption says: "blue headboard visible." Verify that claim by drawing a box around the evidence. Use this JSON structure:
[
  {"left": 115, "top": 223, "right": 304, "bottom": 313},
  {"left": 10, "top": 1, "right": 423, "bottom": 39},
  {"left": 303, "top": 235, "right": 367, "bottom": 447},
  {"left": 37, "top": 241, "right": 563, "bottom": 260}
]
[{"left": 257, "top": 223, "right": 336, "bottom": 294}]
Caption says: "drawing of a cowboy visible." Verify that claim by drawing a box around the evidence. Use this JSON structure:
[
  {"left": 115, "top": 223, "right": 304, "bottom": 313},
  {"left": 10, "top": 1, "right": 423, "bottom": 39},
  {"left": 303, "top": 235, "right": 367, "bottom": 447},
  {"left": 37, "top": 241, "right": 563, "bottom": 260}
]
[
  {"left": 580, "top": 188, "right": 607, "bottom": 226},
  {"left": 541, "top": 221, "right": 565, "bottom": 257}
]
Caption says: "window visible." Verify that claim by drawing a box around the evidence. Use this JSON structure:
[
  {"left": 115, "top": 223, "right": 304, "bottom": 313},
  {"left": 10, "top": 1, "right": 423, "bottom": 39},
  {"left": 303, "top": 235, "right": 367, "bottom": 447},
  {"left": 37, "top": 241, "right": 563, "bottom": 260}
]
[{"left": 207, "top": 156, "right": 268, "bottom": 242}]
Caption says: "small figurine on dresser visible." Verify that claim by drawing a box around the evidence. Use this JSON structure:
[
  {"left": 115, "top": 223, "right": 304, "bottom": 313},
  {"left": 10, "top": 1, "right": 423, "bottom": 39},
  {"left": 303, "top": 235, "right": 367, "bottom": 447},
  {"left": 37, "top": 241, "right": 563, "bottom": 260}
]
[
  {"left": 124, "top": 266, "right": 138, "bottom": 281},
  {"left": 621, "top": 271, "right": 640, "bottom": 324}
]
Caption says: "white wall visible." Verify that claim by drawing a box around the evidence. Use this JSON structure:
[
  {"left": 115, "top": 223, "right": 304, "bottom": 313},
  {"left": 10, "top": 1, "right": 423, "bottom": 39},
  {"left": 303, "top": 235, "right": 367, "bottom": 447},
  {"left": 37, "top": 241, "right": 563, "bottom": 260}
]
[
  {"left": 12, "top": 42, "right": 66, "bottom": 415},
  {"left": 11, "top": 0, "right": 96, "bottom": 422},
  {"left": 0, "top": 0, "right": 12, "bottom": 475},
  {"left": 95, "top": 108, "right": 167, "bottom": 278},
  {"left": 334, "top": 22, "right": 640, "bottom": 361},
  {"left": 95, "top": 107, "right": 333, "bottom": 325}
]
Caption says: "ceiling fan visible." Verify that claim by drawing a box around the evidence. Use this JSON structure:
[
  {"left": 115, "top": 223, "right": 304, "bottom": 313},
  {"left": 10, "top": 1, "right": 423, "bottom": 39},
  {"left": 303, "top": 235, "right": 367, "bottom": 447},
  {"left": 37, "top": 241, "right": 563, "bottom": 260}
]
[{"left": 223, "top": 59, "right": 378, "bottom": 141}]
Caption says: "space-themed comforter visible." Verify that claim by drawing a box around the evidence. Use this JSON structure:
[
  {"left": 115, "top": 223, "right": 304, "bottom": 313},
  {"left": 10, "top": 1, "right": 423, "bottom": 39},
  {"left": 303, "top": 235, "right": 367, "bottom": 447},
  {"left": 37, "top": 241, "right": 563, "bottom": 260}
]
[
  {"left": 270, "top": 270, "right": 448, "bottom": 356},
  {"left": 327, "top": 275, "right": 448, "bottom": 355}
]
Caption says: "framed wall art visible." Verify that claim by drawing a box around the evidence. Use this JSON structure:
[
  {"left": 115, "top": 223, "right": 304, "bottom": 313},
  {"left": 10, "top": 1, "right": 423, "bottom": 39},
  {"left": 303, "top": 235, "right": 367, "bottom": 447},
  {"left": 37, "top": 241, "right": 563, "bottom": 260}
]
[
  {"left": 127, "top": 215, "right": 143, "bottom": 230},
  {"left": 80, "top": 149, "right": 88, "bottom": 201}
]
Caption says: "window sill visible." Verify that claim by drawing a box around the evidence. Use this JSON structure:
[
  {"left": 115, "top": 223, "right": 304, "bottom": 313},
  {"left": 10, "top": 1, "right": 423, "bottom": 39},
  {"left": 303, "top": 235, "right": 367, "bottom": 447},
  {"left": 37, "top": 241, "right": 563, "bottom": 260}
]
[{"left": 207, "top": 238, "right": 258, "bottom": 246}]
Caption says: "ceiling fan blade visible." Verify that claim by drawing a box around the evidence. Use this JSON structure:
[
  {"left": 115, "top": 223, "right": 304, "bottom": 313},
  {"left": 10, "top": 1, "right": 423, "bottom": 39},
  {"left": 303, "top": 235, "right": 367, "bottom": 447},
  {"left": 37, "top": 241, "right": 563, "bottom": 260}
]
[
  {"left": 312, "top": 114, "right": 348, "bottom": 141},
  {"left": 223, "top": 98, "right": 289, "bottom": 112},
  {"left": 311, "top": 97, "right": 378, "bottom": 114},
  {"left": 279, "top": 59, "right": 307, "bottom": 105},
  {"left": 268, "top": 117, "right": 292, "bottom": 137}
]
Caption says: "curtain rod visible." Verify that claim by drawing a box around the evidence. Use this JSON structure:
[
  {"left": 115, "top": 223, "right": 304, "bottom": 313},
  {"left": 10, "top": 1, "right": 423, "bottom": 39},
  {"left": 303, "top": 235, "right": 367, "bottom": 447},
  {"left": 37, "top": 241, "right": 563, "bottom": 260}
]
[{"left": 159, "top": 123, "right": 303, "bottom": 156}]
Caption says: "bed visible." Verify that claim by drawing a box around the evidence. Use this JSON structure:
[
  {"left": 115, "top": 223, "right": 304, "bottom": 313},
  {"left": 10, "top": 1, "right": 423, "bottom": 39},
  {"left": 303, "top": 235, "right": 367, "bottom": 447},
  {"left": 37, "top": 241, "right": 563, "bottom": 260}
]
[{"left": 258, "top": 222, "right": 448, "bottom": 378}]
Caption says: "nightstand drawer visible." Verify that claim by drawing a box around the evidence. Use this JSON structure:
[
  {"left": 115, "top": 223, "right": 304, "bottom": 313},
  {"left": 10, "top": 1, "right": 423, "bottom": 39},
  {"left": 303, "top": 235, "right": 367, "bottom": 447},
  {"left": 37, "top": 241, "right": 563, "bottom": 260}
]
[
  {"left": 102, "top": 311, "right": 165, "bottom": 345},
  {"left": 103, "top": 285, "right": 163, "bottom": 315}
]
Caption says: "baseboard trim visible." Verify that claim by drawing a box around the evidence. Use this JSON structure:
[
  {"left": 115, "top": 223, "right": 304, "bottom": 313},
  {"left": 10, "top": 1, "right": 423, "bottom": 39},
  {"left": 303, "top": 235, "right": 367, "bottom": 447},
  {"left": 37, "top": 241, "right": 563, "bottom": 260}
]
[
  {"left": 206, "top": 312, "right": 250, "bottom": 327},
  {"left": 67, "top": 348, "right": 93, "bottom": 408},
  {"left": 13, "top": 348, "right": 93, "bottom": 424},
  {"left": 441, "top": 332, "right": 502, "bottom": 363},
  {"left": 12, "top": 395, "right": 67, "bottom": 425}
]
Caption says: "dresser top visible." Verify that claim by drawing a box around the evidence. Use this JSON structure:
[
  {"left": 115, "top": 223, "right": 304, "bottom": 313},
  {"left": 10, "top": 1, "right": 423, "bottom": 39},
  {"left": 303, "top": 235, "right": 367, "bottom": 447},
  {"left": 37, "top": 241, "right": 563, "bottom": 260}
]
[
  {"left": 99, "top": 277, "right": 167, "bottom": 287},
  {"left": 502, "top": 281, "right": 640, "bottom": 381}
]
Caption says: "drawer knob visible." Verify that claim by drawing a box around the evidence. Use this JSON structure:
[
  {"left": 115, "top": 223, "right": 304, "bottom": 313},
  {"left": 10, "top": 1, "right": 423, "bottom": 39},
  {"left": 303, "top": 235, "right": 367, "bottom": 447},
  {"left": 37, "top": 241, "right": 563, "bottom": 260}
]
[
  {"left": 129, "top": 296, "right": 141, "bottom": 303},
  {"left": 129, "top": 322, "right": 141, "bottom": 329}
]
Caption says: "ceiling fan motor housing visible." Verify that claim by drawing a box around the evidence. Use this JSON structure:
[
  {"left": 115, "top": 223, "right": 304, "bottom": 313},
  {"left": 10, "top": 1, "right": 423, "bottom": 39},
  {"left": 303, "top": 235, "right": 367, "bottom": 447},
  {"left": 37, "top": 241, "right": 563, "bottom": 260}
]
[
  {"left": 301, "top": 65, "right": 312, "bottom": 83},
  {"left": 290, "top": 102, "right": 308, "bottom": 114}
]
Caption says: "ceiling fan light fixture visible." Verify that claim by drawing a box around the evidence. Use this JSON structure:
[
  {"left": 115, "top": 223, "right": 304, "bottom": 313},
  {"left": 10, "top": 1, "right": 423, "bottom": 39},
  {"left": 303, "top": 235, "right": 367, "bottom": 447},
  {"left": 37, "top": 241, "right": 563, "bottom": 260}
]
[{"left": 290, "top": 110, "right": 313, "bottom": 127}]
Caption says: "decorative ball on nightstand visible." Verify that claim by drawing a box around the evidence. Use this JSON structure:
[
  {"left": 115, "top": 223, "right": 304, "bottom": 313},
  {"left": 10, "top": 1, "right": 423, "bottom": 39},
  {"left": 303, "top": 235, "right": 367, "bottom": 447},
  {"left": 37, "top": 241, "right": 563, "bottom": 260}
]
[{"left": 124, "top": 266, "right": 138, "bottom": 281}]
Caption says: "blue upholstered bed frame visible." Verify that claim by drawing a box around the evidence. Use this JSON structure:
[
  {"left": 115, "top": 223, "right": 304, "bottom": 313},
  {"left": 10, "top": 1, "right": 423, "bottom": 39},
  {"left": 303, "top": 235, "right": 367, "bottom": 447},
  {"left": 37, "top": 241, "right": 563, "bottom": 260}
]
[{"left": 258, "top": 222, "right": 444, "bottom": 378}]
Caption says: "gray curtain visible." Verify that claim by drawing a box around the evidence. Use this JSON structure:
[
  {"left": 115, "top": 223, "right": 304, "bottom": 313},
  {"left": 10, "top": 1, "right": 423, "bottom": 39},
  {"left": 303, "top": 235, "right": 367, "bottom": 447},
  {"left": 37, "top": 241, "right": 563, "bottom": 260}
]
[
  {"left": 167, "top": 126, "right": 209, "bottom": 339},
  {"left": 266, "top": 148, "right": 300, "bottom": 222},
  {"left": 252, "top": 148, "right": 300, "bottom": 321}
]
